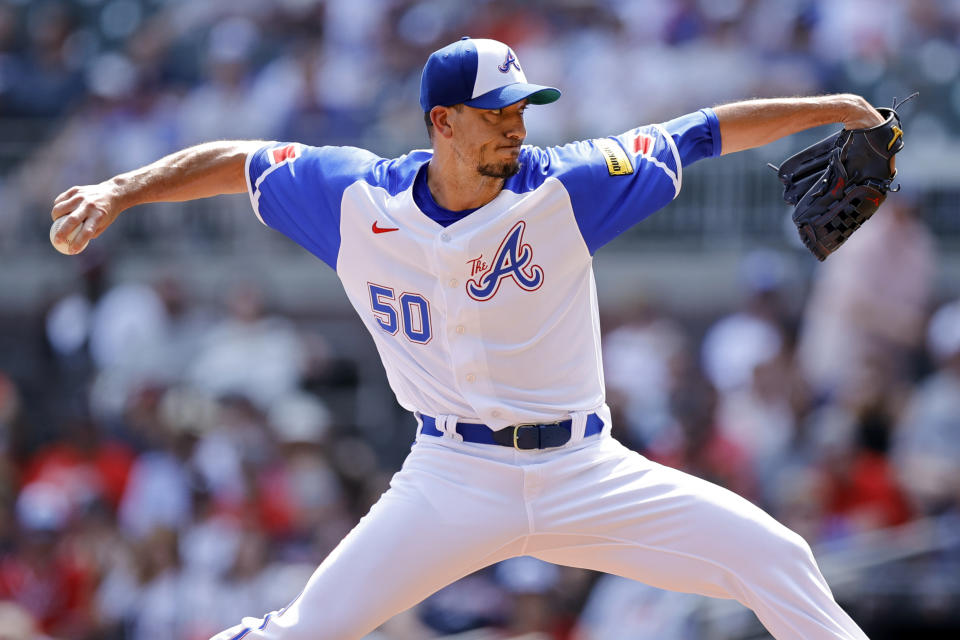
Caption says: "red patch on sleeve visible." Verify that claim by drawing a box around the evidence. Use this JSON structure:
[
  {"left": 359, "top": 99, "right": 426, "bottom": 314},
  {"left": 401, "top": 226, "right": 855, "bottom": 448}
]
[
  {"left": 633, "top": 134, "right": 653, "bottom": 156},
  {"left": 271, "top": 144, "right": 299, "bottom": 165}
]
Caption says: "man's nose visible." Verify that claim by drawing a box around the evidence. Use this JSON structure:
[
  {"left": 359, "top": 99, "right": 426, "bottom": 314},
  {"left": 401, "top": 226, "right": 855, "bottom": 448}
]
[{"left": 505, "top": 113, "right": 526, "bottom": 140}]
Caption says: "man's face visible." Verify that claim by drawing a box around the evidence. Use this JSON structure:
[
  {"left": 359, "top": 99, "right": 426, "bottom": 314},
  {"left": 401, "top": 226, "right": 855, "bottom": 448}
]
[{"left": 447, "top": 100, "right": 528, "bottom": 178}]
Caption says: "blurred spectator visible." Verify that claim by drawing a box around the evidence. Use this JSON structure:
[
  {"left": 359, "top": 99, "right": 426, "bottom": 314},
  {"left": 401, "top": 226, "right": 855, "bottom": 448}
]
[
  {"left": 208, "top": 527, "right": 271, "bottom": 625},
  {"left": 893, "top": 299, "right": 960, "bottom": 516},
  {"left": 175, "top": 488, "right": 245, "bottom": 640},
  {"left": 147, "top": 276, "right": 218, "bottom": 384},
  {"left": 256, "top": 390, "right": 351, "bottom": 557},
  {"left": 703, "top": 250, "right": 804, "bottom": 500},
  {"left": 818, "top": 397, "right": 912, "bottom": 537},
  {"left": 21, "top": 416, "right": 134, "bottom": 512},
  {"left": 180, "top": 487, "right": 242, "bottom": 580},
  {"left": 810, "top": 0, "right": 908, "bottom": 63},
  {"left": 0, "top": 372, "right": 24, "bottom": 546},
  {"left": 117, "top": 387, "right": 213, "bottom": 539},
  {"left": 193, "top": 393, "right": 270, "bottom": 507},
  {"left": 197, "top": 523, "right": 320, "bottom": 636},
  {"left": 0, "top": 2, "right": 84, "bottom": 118},
  {"left": 771, "top": 464, "right": 832, "bottom": 545},
  {"left": 798, "top": 348, "right": 913, "bottom": 538},
  {"left": 798, "top": 198, "right": 935, "bottom": 402},
  {"left": 647, "top": 367, "right": 756, "bottom": 499},
  {"left": 82, "top": 274, "right": 200, "bottom": 422},
  {"left": 572, "top": 574, "right": 704, "bottom": 640},
  {"left": 715, "top": 351, "right": 803, "bottom": 505},
  {"left": 122, "top": 527, "right": 200, "bottom": 640},
  {"left": 186, "top": 283, "right": 307, "bottom": 410},
  {"left": 0, "top": 601, "right": 51, "bottom": 640},
  {"left": 44, "top": 253, "right": 109, "bottom": 365},
  {"left": 188, "top": 395, "right": 252, "bottom": 512},
  {"left": 0, "top": 371, "right": 21, "bottom": 444},
  {"left": 99, "top": 521, "right": 244, "bottom": 640},
  {"left": 44, "top": 252, "right": 110, "bottom": 418},
  {"left": 418, "top": 566, "right": 508, "bottom": 636},
  {"left": 602, "top": 298, "right": 687, "bottom": 449},
  {"left": 495, "top": 557, "right": 564, "bottom": 638},
  {"left": 89, "top": 281, "right": 169, "bottom": 373},
  {"left": 0, "top": 481, "right": 95, "bottom": 637},
  {"left": 85, "top": 55, "right": 180, "bottom": 176},
  {"left": 176, "top": 17, "right": 277, "bottom": 146},
  {"left": 701, "top": 249, "right": 793, "bottom": 395}
]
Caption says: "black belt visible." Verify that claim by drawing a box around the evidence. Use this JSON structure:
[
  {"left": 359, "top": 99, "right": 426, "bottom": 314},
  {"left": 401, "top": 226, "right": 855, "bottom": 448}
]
[{"left": 419, "top": 413, "right": 603, "bottom": 450}]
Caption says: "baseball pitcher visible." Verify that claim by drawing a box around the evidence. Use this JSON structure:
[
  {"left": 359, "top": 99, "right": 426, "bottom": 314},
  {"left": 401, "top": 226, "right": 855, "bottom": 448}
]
[{"left": 52, "top": 38, "right": 900, "bottom": 640}]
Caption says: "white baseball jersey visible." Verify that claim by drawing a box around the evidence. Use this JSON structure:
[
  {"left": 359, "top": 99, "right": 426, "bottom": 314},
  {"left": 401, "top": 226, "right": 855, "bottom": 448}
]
[
  {"left": 221, "top": 108, "right": 872, "bottom": 640},
  {"left": 245, "top": 110, "right": 721, "bottom": 429}
]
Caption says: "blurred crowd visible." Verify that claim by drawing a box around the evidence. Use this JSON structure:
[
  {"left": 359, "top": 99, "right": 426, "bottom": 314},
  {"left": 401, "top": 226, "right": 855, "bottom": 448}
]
[
  {"left": 1, "top": 0, "right": 959, "bottom": 235},
  {"left": 1, "top": 197, "right": 958, "bottom": 639},
  {"left": 1, "top": 0, "right": 960, "bottom": 639}
]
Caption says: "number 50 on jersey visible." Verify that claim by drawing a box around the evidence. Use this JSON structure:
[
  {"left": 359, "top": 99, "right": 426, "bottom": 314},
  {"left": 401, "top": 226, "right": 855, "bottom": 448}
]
[{"left": 368, "top": 283, "right": 432, "bottom": 344}]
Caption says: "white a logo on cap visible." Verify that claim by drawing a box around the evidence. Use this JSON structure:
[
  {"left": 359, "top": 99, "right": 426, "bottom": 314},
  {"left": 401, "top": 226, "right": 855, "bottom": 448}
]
[
  {"left": 498, "top": 49, "right": 521, "bottom": 73},
  {"left": 471, "top": 39, "right": 527, "bottom": 99}
]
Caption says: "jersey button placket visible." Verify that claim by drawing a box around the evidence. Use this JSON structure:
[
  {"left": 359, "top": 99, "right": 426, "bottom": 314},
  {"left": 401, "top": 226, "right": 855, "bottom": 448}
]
[
  {"left": 438, "top": 229, "right": 494, "bottom": 412},
  {"left": 433, "top": 229, "right": 472, "bottom": 395},
  {"left": 460, "top": 233, "right": 498, "bottom": 420}
]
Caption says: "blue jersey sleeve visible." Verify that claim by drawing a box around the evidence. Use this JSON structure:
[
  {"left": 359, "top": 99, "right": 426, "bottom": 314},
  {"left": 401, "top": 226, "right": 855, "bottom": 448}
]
[
  {"left": 245, "top": 143, "right": 384, "bottom": 269},
  {"left": 534, "top": 108, "right": 721, "bottom": 253}
]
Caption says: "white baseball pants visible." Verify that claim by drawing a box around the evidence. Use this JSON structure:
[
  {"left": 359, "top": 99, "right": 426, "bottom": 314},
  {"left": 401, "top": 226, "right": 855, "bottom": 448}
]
[{"left": 211, "top": 418, "right": 868, "bottom": 640}]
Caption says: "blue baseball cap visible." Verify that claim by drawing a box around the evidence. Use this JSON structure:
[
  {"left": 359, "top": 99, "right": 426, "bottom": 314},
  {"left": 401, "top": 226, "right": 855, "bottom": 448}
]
[{"left": 419, "top": 37, "right": 561, "bottom": 112}]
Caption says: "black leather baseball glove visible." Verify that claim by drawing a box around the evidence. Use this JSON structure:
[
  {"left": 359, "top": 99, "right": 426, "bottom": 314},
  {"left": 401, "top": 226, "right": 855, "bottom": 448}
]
[{"left": 772, "top": 95, "right": 915, "bottom": 261}]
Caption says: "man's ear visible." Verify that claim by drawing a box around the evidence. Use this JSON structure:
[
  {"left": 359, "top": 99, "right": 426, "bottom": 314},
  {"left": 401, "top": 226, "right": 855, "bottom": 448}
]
[{"left": 430, "top": 106, "right": 455, "bottom": 139}]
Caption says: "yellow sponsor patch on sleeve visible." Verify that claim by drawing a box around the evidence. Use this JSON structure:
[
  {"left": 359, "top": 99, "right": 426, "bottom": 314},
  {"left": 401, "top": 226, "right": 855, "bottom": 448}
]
[{"left": 595, "top": 138, "right": 634, "bottom": 176}]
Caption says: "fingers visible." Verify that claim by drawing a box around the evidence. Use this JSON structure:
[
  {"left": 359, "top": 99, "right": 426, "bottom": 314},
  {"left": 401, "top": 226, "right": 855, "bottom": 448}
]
[
  {"left": 51, "top": 213, "right": 81, "bottom": 245},
  {"left": 51, "top": 193, "right": 83, "bottom": 221},
  {"left": 53, "top": 186, "right": 79, "bottom": 209},
  {"left": 78, "top": 214, "right": 100, "bottom": 244},
  {"left": 50, "top": 183, "right": 117, "bottom": 250},
  {"left": 50, "top": 202, "right": 106, "bottom": 246}
]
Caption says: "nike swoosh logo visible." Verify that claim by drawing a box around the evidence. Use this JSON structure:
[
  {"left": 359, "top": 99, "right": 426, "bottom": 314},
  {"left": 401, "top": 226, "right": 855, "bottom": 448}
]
[{"left": 372, "top": 221, "right": 399, "bottom": 234}]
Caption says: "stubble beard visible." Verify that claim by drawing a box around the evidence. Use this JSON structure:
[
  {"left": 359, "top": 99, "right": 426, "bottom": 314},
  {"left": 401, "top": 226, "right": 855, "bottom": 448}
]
[{"left": 477, "top": 159, "right": 521, "bottom": 179}]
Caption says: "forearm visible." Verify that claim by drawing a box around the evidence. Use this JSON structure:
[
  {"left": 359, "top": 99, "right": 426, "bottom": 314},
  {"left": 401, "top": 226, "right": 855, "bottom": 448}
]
[
  {"left": 109, "top": 140, "right": 264, "bottom": 211},
  {"left": 714, "top": 94, "right": 883, "bottom": 155},
  {"left": 51, "top": 140, "right": 266, "bottom": 254}
]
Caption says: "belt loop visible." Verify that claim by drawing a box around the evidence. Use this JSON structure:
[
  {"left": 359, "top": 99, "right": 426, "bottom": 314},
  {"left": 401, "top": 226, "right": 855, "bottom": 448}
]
[
  {"left": 568, "top": 410, "right": 588, "bottom": 444},
  {"left": 436, "top": 414, "right": 463, "bottom": 442},
  {"left": 415, "top": 412, "right": 424, "bottom": 437}
]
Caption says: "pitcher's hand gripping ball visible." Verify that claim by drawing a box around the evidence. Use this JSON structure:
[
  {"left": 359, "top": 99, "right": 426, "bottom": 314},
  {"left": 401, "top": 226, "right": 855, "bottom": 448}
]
[
  {"left": 50, "top": 216, "right": 89, "bottom": 255},
  {"left": 772, "top": 94, "right": 915, "bottom": 261}
]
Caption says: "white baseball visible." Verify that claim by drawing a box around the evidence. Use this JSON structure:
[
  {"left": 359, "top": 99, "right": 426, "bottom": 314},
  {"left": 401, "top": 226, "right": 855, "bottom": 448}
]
[{"left": 49, "top": 217, "right": 89, "bottom": 255}]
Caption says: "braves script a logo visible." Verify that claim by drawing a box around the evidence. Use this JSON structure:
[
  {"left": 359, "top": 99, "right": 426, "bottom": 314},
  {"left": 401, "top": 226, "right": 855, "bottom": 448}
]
[
  {"left": 466, "top": 221, "right": 543, "bottom": 301},
  {"left": 497, "top": 50, "right": 521, "bottom": 73}
]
